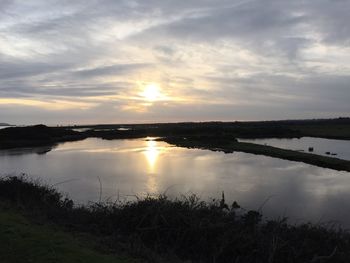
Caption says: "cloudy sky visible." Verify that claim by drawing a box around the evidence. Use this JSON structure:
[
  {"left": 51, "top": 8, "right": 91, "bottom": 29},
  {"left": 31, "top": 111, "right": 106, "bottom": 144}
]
[{"left": 0, "top": 0, "right": 349, "bottom": 124}]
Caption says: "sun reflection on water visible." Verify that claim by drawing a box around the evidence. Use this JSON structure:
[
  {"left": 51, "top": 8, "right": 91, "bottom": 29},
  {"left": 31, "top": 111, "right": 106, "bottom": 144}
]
[
  {"left": 145, "top": 139, "right": 159, "bottom": 172},
  {"left": 143, "top": 137, "right": 162, "bottom": 193}
]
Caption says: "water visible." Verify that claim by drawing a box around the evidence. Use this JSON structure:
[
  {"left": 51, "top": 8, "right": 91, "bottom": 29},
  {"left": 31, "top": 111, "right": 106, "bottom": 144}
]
[
  {"left": 0, "top": 126, "right": 12, "bottom": 130},
  {"left": 1, "top": 138, "right": 350, "bottom": 227},
  {"left": 240, "top": 137, "right": 350, "bottom": 160},
  {"left": 72, "top": 128, "right": 91, "bottom": 132},
  {"left": 72, "top": 127, "right": 130, "bottom": 132}
]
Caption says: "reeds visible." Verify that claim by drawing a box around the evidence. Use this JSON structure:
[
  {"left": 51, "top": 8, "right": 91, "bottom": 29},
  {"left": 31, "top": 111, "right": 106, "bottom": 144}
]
[{"left": 0, "top": 175, "right": 349, "bottom": 263}]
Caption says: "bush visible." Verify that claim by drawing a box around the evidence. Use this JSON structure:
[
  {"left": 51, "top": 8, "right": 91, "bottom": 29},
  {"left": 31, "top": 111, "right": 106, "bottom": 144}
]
[{"left": 0, "top": 176, "right": 349, "bottom": 263}]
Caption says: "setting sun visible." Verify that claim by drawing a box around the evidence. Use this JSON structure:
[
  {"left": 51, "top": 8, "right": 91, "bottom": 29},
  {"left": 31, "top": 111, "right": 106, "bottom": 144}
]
[{"left": 141, "top": 84, "right": 161, "bottom": 101}]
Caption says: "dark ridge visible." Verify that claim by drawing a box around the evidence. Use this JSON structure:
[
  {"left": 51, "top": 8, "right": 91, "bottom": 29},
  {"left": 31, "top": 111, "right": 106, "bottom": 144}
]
[
  {"left": 0, "top": 124, "right": 86, "bottom": 149},
  {"left": 67, "top": 117, "right": 350, "bottom": 140},
  {"left": 66, "top": 117, "right": 350, "bottom": 128}
]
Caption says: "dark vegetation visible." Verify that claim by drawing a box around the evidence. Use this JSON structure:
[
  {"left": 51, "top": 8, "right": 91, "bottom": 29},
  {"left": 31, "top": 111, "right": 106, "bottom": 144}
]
[
  {"left": 71, "top": 117, "right": 350, "bottom": 140},
  {"left": 0, "top": 209, "right": 135, "bottom": 263},
  {"left": 0, "top": 124, "right": 86, "bottom": 149},
  {"left": 163, "top": 137, "right": 350, "bottom": 172},
  {"left": 1, "top": 118, "right": 350, "bottom": 171},
  {"left": 1, "top": 175, "right": 350, "bottom": 263}
]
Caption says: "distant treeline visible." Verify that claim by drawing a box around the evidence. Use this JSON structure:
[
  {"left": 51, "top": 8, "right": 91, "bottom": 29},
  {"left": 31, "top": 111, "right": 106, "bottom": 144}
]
[
  {"left": 70, "top": 117, "right": 350, "bottom": 140},
  {"left": 0, "top": 125, "right": 86, "bottom": 149}
]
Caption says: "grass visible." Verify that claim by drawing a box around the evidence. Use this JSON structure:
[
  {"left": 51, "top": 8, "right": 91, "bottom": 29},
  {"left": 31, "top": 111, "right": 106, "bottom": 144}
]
[
  {"left": 0, "top": 206, "right": 137, "bottom": 263},
  {"left": 1, "top": 175, "right": 350, "bottom": 262}
]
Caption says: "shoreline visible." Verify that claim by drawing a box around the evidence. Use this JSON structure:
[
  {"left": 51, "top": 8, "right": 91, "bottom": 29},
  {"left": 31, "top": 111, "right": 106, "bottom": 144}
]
[
  {"left": 162, "top": 137, "right": 350, "bottom": 172},
  {"left": 1, "top": 122, "right": 350, "bottom": 172}
]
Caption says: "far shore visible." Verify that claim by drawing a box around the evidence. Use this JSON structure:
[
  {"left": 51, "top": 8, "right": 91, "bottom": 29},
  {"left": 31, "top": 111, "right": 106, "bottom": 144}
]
[{"left": 0, "top": 118, "right": 350, "bottom": 172}]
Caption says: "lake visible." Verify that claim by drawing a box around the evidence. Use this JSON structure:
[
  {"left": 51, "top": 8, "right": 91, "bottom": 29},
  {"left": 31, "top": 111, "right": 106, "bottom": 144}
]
[
  {"left": 0, "top": 126, "right": 12, "bottom": 130},
  {"left": 1, "top": 137, "right": 350, "bottom": 227},
  {"left": 240, "top": 137, "right": 350, "bottom": 160}
]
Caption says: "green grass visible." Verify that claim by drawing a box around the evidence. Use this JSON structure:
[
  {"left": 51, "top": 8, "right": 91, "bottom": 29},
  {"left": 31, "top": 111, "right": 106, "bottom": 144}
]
[{"left": 0, "top": 206, "right": 137, "bottom": 263}]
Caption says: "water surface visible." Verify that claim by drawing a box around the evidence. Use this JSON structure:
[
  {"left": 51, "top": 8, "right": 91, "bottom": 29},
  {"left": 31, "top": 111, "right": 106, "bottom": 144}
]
[
  {"left": 240, "top": 137, "right": 350, "bottom": 160},
  {"left": 1, "top": 138, "right": 350, "bottom": 227},
  {"left": 0, "top": 126, "right": 12, "bottom": 130}
]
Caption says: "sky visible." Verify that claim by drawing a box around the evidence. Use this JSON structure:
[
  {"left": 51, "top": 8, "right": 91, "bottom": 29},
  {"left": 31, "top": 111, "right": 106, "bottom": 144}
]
[{"left": 0, "top": 0, "right": 349, "bottom": 125}]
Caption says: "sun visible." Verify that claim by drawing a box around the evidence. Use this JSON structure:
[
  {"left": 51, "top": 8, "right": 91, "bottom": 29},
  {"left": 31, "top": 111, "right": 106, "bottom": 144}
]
[{"left": 141, "top": 84, "right": 161, "bottom": 102}]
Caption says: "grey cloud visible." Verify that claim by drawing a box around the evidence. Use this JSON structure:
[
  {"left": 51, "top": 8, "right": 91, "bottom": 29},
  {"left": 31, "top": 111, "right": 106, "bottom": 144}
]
[
  {"left": 0, "top": 0, "right": 349, "bottom": 124},
  {"left": 0, "top": 59, "right": 72, "bottom": 80},
  {"left": 74, "top": 63, "right": 151, "bottom": 77},
  {"left": 0, "top": 0, "right": 13, "bottom": 14},
  {"left": 0, "top": 76, "right": 133, "bottom": 98},
  {"left": 130, "top": 0, "right": 350, "bottom": 58},
  {"left": 133, "top": 1, "right": 309, "bottom": 55},
  {"left": 303, "top": 0, "right": 350, "bottom": 44},
  {"left": 202, "top": 72, "right": 350, "bottom": 115},
  {"left": 0, "top": 83, "right": 117, "bottom": 98}
]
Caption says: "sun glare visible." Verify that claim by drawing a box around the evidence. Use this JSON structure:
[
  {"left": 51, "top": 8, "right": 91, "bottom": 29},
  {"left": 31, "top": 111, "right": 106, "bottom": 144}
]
[
  {"left": 145, "top": 139, "right": 159, "bottom": 171},
  {"left": 142, "top": 84, "right": 161, "bottom": 101}
]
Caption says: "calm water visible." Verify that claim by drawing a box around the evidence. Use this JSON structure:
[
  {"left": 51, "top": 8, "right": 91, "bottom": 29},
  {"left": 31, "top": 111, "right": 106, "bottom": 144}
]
[
  {"left": 240, "top": 137, "right": 350, "bottom": 160},
  {"left": 1, "top": 138, "right": 350, "bottom": 227}
]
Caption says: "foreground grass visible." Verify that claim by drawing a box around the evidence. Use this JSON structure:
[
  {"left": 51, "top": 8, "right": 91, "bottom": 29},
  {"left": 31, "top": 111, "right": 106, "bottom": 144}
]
[
  {"left": 1, "top": 176, "right": 350, "bottom": 262},
  {"left": 0, "top": 206, "right": 137, "bottom": 263}
]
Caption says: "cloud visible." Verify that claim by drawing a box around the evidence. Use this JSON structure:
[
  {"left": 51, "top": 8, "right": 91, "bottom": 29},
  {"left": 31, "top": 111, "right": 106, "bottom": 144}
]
[
  {"left": 0, "top": 59, "right": 72, "bottom": 80},
  {"left": 73, "top": 63, "right": 152, "bottom": 78},
  {"left": 0, "top": 0, "right": 349, "bottom": 124}
]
